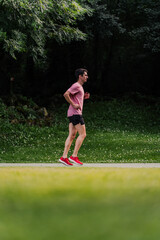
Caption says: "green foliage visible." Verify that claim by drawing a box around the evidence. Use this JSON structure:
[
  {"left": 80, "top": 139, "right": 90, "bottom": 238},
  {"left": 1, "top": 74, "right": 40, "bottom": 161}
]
[
  {"left": 0, "top": 95, "right": 53, "bottom": 126},
  {"left": 0, "top": 0, "right": 89, "bottom": 62},
  {"left": 79, "top": 0, "right": 125, "bottom": 38},
  {"left": 1, "top": 0, "right": 160, "bottom": 96},
  {"left": 118, "top": 0, "right": 160, "bottom": 52}
]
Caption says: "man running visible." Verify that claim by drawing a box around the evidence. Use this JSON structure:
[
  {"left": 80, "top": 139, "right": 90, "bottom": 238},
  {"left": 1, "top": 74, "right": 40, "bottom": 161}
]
[{"left": 59, "top": 68, "right": 90, "bottom": 166}]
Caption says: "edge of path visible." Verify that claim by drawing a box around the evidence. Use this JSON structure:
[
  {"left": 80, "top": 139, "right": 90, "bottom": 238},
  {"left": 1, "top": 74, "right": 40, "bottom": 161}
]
[{"left": 0, "top": 163, "right": 160, "bottom": 168}]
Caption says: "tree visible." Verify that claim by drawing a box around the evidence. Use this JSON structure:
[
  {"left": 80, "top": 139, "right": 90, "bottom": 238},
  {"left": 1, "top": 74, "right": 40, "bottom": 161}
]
[
  {"left": 116, "top": 0, "right": 160, "bottom": 95},
  {"left": 74, "top": 0, "right": 126, "bottom": 93},
  {"left": 0, "top": 0, "right": 89, "bottom": 64},
  {"left": 117, "top": 0, "right": 160, "bottom": 53}
]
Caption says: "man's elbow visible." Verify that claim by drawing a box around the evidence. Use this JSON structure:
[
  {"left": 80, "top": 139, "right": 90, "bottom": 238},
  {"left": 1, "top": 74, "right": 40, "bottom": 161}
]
[
  {"left": 63, "top": 91, "right": 69, "bottom": 98},
  {"left": 63, "top": 92, "right": 67, "bottom": 98}
]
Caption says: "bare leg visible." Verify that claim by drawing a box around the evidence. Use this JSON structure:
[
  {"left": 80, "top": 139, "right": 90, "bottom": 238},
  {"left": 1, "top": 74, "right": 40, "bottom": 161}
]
[
  {"left": 72, "top": 124, "right": 86, "bottom": 157},
  {"left": 63, "top": 123, "right": 77, "bottom": 158}
]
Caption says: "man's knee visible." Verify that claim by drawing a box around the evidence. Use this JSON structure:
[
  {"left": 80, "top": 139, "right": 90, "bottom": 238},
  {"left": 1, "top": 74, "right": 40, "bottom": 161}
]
[
  {"left": 70, "top": 133, "right": 76, "bottom": 141},
  {"left": 81, "top": 132, "right": 86, "bottom": 139}
]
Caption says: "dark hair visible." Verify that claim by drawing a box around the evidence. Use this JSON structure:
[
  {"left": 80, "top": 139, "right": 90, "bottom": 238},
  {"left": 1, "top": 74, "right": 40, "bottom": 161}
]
[{"left": 75, "top": 68, "right": 88, "bottom": 80}]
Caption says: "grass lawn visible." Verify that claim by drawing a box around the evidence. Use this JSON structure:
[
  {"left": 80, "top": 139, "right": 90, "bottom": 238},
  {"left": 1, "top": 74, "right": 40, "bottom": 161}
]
[
  {"left": 0, "top": 99, "right": 159, "bottom": 162},
  {"left": 0, "top": 128, "right": 159, "bottom": 162},
  {"left": 1, "top": 167, "right": 160, "bottom": 240}
]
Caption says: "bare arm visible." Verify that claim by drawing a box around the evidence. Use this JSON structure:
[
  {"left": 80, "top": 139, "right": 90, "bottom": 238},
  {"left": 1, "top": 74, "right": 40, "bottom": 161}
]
[{"left": 63, "top": 91, "right": 80, "bottom": 109}]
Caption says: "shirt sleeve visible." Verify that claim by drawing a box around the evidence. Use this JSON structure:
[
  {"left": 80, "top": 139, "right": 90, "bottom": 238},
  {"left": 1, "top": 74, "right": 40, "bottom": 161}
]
[{"left": 68, "top": 83, "right": 80, "bottom": 95}]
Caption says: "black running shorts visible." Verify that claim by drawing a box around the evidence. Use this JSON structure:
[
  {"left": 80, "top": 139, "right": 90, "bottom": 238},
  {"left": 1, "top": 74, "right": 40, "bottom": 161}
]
[{"left": 68, "top": 115, "right": 85, "bottom": 126}]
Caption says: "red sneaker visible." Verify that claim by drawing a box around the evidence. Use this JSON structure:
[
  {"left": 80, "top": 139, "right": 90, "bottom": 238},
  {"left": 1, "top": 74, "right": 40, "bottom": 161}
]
[
  {"left": 59, "top": 157, "right": 73, "bottom": 166},
  {"left": 69, "top": 156, "right": 83, "bottom": 165}
]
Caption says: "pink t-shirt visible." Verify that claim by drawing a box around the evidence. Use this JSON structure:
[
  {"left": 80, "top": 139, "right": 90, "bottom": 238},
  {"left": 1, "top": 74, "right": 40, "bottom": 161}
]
[{"left": 67, "top": 82, "right": 84, "bottom": 117}]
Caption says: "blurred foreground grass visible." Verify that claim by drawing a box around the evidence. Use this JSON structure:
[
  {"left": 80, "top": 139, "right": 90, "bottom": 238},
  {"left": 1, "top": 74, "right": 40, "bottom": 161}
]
[{"left": 0, "top": 167, "right": 160, "bottom": 240}]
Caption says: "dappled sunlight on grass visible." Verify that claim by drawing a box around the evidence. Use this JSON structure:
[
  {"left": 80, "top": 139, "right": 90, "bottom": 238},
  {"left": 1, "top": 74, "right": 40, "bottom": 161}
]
[{"left": 0, "top": 100, "right": 159, "bottom": 162}]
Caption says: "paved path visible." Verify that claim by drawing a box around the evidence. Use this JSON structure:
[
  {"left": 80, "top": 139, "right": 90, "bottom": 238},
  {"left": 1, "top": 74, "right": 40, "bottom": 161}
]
[{"left": 0, "top": 163, "right": 160, "bottom": 168}]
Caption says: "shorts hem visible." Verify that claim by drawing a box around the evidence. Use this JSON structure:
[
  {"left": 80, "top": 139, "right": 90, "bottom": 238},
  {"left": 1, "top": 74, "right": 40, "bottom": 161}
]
[{"left": 68, "top": 115, "right": 85, "bottom": 126}]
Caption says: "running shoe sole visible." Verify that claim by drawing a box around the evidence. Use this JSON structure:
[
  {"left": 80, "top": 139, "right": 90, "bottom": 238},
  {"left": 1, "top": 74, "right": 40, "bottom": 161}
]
[{"left": 59, "top": 159, "right": 73, "bottom": 166}]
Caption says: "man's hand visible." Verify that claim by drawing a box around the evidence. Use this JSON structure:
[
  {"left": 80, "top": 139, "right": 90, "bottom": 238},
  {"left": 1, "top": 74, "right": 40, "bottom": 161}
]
[
  {"left": 84, "top": 92, "right": 90, "bottom": 99},
  {"left": 73, "top": 104, "right": 81, "bottom": 110},
  {"left": 64, "top": 91, "right": 81, "bottom": 110}
]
